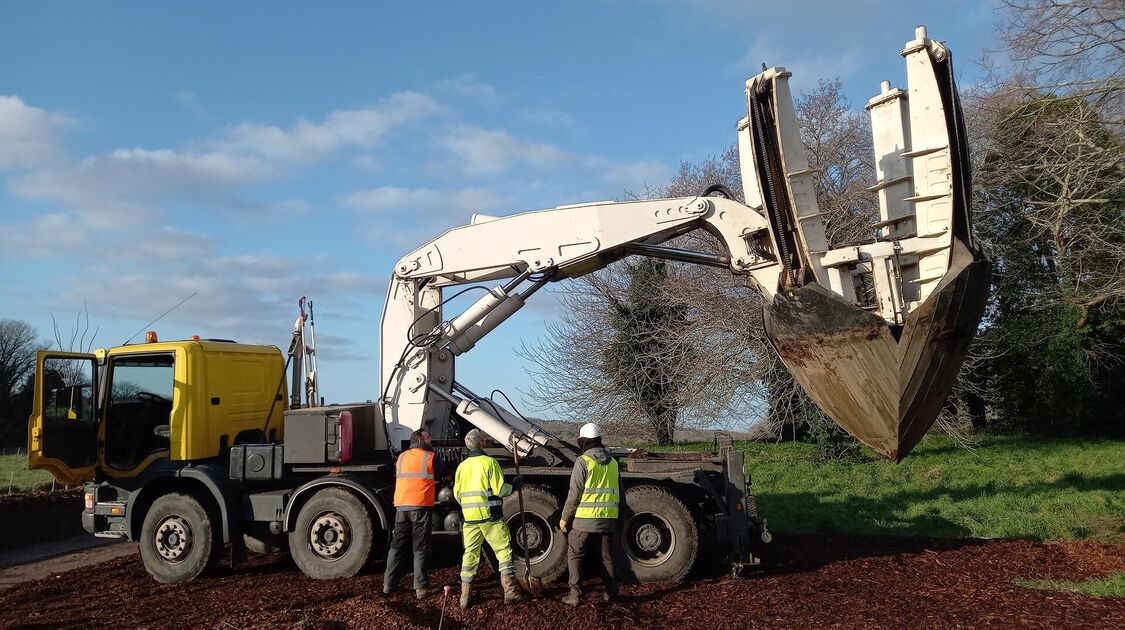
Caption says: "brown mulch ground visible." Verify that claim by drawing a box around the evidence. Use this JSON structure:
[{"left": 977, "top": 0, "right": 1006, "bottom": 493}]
[
  {"left": 0, "top": 491, "right": 82, "bottom": 553},
  {"left": 1, "top": 534, "right": 1123, "bottom": 629}
]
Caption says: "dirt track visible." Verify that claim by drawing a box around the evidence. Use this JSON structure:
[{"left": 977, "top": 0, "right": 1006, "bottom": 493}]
[{"left": 1, "top": 534, "right": 1122, "bottom": 629}]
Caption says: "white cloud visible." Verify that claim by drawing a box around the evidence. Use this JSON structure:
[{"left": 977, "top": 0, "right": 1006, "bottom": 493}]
[
  {"left": 77, "top": 251, "right": 385, "bottom": 342},
  {"left": 596, "top": 158, "right": 672, "bottom": 192},
  {"left": 215, "top": 91, "right": 448, "bottom": 163},
  {"left": 341, "top": 185, "right": 507, "bottom": 218},
  {"left": 0, "top": 212, "right": 86, "bottom": 255},
  {"left": 10, "top": 147, "right": 273, "bottom": 228},
  {"left": 0, "top": 95, "right": 74, "bottom": 170},
  {"left": 4, "top": 91, "right": 449, "bottom": 230},
  {"left": 519, "top": 108, "right": 577, "bottom": 129},
  {"left": 174, "top": 90, "right": 208, "bottom": 119},
  {"left": 735, "top": 33, "right": 860, "bottom": 88},
  {"left": 436, "top": 74, "right": 500, "bottom": 105},
  {"left": 439, "top": 125, "right": 572, "bottom": 176}
]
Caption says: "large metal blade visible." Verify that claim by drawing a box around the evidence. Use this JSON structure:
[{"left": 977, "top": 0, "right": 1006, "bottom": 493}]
[
  {"left": 742, "top": 26, "right": 991, "bottom": 460},
  {"left": 764, "top": 242, "right": 990, "bottom": 460}
]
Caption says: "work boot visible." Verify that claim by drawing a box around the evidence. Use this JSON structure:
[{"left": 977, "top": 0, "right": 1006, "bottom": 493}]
[
  {"left": 415, "top": 587, "right": 433, "bottom": 600},
  {"left": 562, "top": 589, "right": 581, "bottom": 606},
  {"left": 500, "top": 573, "right": 528, "bottom": 604},
  {"left": 459, "top": 583, "right": 473, "bottom": 609}
]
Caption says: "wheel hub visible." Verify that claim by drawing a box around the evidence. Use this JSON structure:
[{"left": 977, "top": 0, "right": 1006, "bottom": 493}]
[
  {"left": 517, "top": 522, "right": 544, "bottom": 550},
  {"left": 624, "top": 512, "right": 676, "bottom": 567},
  {"left": 154, "top": 516, "right": 193, "bottom": 563},
  {"left": 309, "top": 512, "right": 350, "bottom": 559},
  {"left": 507, "top": 512, "right": 553, "bottom": 565},
  {"left": 635, "top": 523, "right": 663, "bottom": 552}
]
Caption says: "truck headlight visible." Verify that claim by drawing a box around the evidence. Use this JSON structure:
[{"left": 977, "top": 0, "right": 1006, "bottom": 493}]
[{"left": 84, "top": 492, "right": 94, "bottom": 510}]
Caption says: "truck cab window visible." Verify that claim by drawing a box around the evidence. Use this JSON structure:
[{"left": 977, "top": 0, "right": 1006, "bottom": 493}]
[
  {"left": 105, "top": 355, "right": 174, "bottom": 470},
  {"left": 40, "top": 357, "right": 97, "bottom": 465}
]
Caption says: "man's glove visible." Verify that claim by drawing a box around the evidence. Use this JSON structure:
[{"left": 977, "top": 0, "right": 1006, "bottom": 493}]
[
  {"left": 559, "top": 518, "right": 568, "bottom": 533},
  {"left": 510, "top": 475, "right": 524, "bottom": 490}
]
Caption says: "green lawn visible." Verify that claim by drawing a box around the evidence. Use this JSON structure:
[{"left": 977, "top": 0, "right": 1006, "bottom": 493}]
[
  {"left": 731, "top": 435, "right": 1125, "bottom": 542},
  {"left": 1014, "top": 572, "right": 1125, "bottom": 597},
  {"left": 0, "top": 453, "right": 55, "bottom": 493}
]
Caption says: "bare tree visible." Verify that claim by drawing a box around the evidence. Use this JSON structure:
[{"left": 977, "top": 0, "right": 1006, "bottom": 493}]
[
  {"left": 521, "top": 79, "right": 877, "bottom": 445},
  {"left": 0, "top": 319, "right": 46, "bottom": 446},
  {"left": 795, "top": 78, "right": 878, "bottom": 246},
  {"left": 998, "top": 0, "right": 1125, "bottom": 114},
  {"left": 51, "top": 302, "right": 99, "bottom": 354},
  {"left": 0, "top": 320, "right": 40, "bottom": 404}
]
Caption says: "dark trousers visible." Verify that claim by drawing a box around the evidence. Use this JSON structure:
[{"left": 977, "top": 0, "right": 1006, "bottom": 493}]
[
  {"left": 566, "top": 529, "right": 620, "bottom": 595},
  {"left": 383, "top": 509, "right": 432, "bottom": 590}
]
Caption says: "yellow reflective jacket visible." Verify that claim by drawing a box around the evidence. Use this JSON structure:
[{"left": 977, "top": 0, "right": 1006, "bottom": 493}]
[
  {"left": 454, "top": 452, "right": 513, "bottom": 523},
  {"left": 574, "top": 453, "right": 620, "bottom": 520}
]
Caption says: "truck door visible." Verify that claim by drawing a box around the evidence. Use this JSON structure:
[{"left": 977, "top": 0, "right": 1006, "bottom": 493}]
[{"left": 28, "top": 352, "right": 99, "bottom": 485}]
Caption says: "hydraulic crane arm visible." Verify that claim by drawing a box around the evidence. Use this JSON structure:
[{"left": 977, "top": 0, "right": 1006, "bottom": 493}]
[
  {"left": 378, "top": 26, "right": 990, "bottom": 462},
  {"left": 379, "top": 195, "right": 786, "bottom": 454}
]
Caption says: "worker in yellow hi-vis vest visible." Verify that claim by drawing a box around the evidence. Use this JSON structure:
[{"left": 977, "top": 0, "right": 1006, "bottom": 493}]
[
  {"left": 559, "top": 422, "right": 621, "bottom": 606},
  {"left": 454, "top": 429, "right": 527, "bottom": 609}
]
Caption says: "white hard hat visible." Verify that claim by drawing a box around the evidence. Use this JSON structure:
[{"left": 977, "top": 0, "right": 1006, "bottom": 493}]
[{"left": 579, "top": 422, "right": 602, "bottom": 439}]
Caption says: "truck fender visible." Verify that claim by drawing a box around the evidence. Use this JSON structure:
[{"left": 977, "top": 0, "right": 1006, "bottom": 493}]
[
  {"left": 126, "top": 462, "right": 235, "bottom": 544},
  {"left": 284, "top": 475, "right": 391, "bottom": 533}
]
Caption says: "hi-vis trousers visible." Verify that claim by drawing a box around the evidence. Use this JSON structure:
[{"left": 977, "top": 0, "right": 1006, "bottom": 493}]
[{"left": 460, "top": 520, "right": 515, "bottom": 582}]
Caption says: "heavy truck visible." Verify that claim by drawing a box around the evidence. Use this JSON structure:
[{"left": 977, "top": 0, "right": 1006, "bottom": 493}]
[{"left": 28, "top": 27, "right": 989, "bottom": 585}]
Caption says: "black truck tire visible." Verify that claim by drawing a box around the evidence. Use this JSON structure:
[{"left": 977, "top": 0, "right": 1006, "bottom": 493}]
[
  {"left": 619, "top": 485, "right": 698, "bottom": 583},
  {"left": 502, "top": 485, "right": 567, "bottom": 584},
  {"left": 138, "top": 493, "right": 220, "bottom": 584},
  {"left": 289, "top": 487, "right": 373, "bottom": 580}
]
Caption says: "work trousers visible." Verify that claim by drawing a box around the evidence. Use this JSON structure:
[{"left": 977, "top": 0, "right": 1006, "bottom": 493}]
[
  {"left": 383, "top": 509, "right": 432, "bottom": 590},
  {"left": 566, "top": 529, "right": 620, "bottom": 595},
  {"left": 460, "top": 520, "right": 514, "bottom": 583}
]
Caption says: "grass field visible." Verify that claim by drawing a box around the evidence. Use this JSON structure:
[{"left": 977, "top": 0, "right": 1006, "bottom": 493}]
[
  {"left": 3, "top": 435, "right": 1122, "bottom": 543},
  {"left": 1015, "top": 572, "right": 1125, "bottom": 597},
  {"left": 723, "top": 435, "right": 1125, "bottom": 543},
  {"left": 0, "top": 453, "right": 55, "bottom": 493}
]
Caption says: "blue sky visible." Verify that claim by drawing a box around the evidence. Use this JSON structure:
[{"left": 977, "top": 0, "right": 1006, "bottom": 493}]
[{"left": 0, "top": 1, "right": 1000, "bottom": 419}]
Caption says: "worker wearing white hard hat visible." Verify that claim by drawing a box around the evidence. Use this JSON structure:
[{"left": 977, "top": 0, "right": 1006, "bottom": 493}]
[{"left": 559, "top": 421, "right": 622, "bottom": 606}]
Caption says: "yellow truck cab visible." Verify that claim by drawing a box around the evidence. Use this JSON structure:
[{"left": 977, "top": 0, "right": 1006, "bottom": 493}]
[
  {"left": 30, "top": 338, "right": 286, "bottom": 484},
  {"left": 28, "top": 336, "right": 292, "bottom": 582}
]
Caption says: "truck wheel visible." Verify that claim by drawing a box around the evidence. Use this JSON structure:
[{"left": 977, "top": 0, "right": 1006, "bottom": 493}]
[
  {"left": 139, "top": 493, "right": 220, "bottom": 584},
  {"left": 502, "top": 485, "right": 567, "bottom": 584},
  {"left": 289, "top": 488, "right": 373, "bottom": 580},
  {"left": 619, "top": 485, "right": 698, "bottom": 583}
]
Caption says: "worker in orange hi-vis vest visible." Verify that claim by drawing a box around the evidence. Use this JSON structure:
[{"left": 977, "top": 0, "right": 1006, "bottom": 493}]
[{"left": 382, "top": 429, "right": 444, "bottom": 600}]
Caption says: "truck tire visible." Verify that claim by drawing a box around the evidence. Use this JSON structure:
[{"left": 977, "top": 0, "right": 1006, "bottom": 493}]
[
  {"left": 138, "top": 493, "right": 220, "bottom": 584},
  {"left": 289, "top": 488, "right": 373, "bottom": 580},
  {"left": 502, "top": 485, "right": 567, "bottom": 584},
  {"left": 619, "top": 485, "right": 698, "bottom": 583}
]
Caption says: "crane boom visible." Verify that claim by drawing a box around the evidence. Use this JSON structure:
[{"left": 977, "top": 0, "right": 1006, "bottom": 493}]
[{"left": 379, "top": 26, "right": 990, "bottom": 461}]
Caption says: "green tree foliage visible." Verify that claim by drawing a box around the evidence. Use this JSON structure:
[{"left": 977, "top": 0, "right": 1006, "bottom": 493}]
[
  {"left": 973, "top": 94, "right": 1124, "bottom": 436},
  {"left": 602, "top": 260, "right": 688, "bottom": 445}
]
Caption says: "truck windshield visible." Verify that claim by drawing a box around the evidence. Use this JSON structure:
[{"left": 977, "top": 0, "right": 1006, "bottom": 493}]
[{"left": 105, "top": 354, "right": 175, "bottom": 470}]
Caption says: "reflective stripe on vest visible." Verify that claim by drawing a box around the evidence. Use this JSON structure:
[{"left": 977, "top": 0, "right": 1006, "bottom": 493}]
[
  {"left": 393, "top": 448, "right": 435, "bottom": 508},
  {"left": 455, "top": 454, "right": 505, "bottom": 523},
  {"left": 575, "top": 454, "right": 620, "bottom": 519}
]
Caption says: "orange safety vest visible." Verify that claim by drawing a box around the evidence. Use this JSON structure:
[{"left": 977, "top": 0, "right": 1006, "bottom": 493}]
[{"left": 393, "top": 448, "right": 436, "bottom": 508}]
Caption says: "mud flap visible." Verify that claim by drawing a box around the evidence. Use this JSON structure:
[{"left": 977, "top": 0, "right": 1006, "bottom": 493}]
[{"left": 764, "top": 241, "right": 991, "bottom": 461}]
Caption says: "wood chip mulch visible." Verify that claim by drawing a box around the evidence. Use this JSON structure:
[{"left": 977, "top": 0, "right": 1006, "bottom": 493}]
[{"left": 1, "top": 534, "right": 1122, "bottom": 629}]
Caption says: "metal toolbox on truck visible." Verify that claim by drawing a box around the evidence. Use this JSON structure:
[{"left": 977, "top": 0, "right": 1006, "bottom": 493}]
[{"left": 282, "top": 403, "right": 381, "bottom": 464}]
